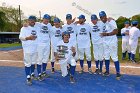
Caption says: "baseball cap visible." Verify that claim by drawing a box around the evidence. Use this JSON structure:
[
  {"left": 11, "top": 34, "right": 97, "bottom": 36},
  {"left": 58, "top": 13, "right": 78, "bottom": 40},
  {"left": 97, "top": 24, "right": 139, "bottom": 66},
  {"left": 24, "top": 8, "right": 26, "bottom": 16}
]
[
  {"left": 91, "top": 14, "right": 98, "bottom": 20},
  {"left": 43, "top": 14, "right": 51, "bottom": 19},
  {"left": 99, "top": 11, "right": 106, "bottom": 17},
  {"left": 78, "top": 14, "right": 85, "bottom": 19},
  {"left": 62, "top": 31, "right": 70, "bottom": 36},
  {"left": 131, "top": 20, "right": 139, "bottom": 25},
  {"left": 54, "top": 18, "right": 60, "bottom": 23},
  {"left": 66, "top": 14, "right": 72, "bottom": 19},
  {"left": 124, "top": 21, "right": 130, "bottom": 24},
  {"left": 28, "top": 16, "right": 37, "bottom": 20}
]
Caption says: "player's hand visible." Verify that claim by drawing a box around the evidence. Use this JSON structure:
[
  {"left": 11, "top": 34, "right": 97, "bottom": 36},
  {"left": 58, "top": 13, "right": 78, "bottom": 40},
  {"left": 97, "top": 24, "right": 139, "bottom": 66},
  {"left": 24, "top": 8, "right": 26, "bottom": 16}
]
[
  {"left": 124, "top": 32, "right": 129, "bottom": 35},
  {"left": 107, "top": 17, "right": 114, "bottom": 22},
  {"left": 72, "top": 17, "right": 76, "bottom": 23},
  {"left": 100, "top": 32, "right": 108, "bottom": 37},
  {"left": 71, "top": 46, "right": 76, "bottom": 53},
  {"left": 26, "top": 35, "right": 37, "bottom": 40}
]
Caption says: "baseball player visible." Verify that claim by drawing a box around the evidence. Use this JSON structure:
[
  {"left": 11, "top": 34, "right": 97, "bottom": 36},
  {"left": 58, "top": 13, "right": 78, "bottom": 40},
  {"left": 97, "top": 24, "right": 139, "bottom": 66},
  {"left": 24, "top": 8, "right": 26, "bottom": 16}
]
[
  {"left": 90, "top": 14, "right": 104, "bottom": 74},
  {"left": 54, "top": 31, "right": 76, "bottom": 83},
  {"left": 50, "top": 18, "right": 63, "bottom": 73},
  {"left": 19, "top": 16, "right": 41, "bottom": 85},
  {"left": 76, "top": 14, "right": 92, "bottom": 74},
  {"left": 129, "top": 21, "right": 140, "bottom": 63},
  {"left": 36, "top": 14, "right": 52, "bottom": 78},
  {"left": 121, "top": 21, "right": 131, "bottom": 60},
  {"left": 99, "top": 11, "right": 121, "bottom": 79},
  {"left": 62, "top": 14, "right": 78, "bottom": 60}
]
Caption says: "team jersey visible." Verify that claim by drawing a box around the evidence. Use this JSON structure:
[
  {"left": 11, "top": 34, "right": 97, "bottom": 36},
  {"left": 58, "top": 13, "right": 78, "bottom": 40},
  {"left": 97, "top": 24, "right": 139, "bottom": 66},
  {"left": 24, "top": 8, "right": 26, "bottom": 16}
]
[
  {"left": 100, "top": 20, "right": 118, "bottom": 44},
  {"left": 121, "top": 26, "right": 131, "bottom": 42},
  {"left": 19, "top": 25, "right": 40, "bottom": 53},
  {"left": 35, "top": 22, "right": 52, "bottom": 46},
  {"left": 55, "top": 40, "right": 74, "bottom": 63},
  {"left": 76, "top": 23, "right": 91, "bottom": 48},
  {"left": 62, "top": 23, "right": 77, "bottom": 45},
  {"left": 50, "top": 26, "right": 63, "bottom": 48},
  {"left": 129, "top": 27, "right": 140, "bottom": 47},
  {"left": 90, "top": 21, "right": 103, "bottom": 44}
]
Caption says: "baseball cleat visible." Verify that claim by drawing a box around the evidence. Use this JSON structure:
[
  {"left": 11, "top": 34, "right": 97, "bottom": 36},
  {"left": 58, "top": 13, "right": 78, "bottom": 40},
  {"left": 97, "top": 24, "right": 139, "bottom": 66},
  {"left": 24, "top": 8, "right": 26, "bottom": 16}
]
[
  {"left": 51, "top": 68, "right": 55, "bottom": 73},
  {"left": 116, "top": 73, "right": 121, "bottom": 80},
  {"left": 93, "top": 69, "right": 99, "bottom": 74},
  {"left": 88, "top": 68, "right": 92, "bottom": 74},
  {"left": 31, "top": 74, "right": 37, "bottom": 80},
  {"left": 26, "top": 78, "right": 32, "bottom": 86},
  {"left": 37, "top": 75, "right": 44, "bottom": 81},
  {"left": 41, "top": 72, "right": 49, "bottom": 78},
  {"left": 79, "top": 68, "right": 84, "bottom": 74},
  {"left": 103, "top": 71, "right": 110, "bottom": 76},
  {"left": 99, "top": 70, "right": 103, "bottom": 75},
  {"left": 70, "top": 76, "right": 75, "bottom": 83}
]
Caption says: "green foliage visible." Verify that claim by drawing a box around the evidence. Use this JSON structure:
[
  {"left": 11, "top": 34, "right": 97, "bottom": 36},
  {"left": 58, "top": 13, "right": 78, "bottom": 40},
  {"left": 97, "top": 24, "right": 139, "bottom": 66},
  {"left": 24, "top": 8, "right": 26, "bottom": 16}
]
[
  {"left": 116, "top": 16, "right": 130, "bottom": 36},
  {"left": 0, "top": 6, "right": 24, "bottom": 32},
  {"left": 0, "top": 11, "right": 6, "bottom": 31}
]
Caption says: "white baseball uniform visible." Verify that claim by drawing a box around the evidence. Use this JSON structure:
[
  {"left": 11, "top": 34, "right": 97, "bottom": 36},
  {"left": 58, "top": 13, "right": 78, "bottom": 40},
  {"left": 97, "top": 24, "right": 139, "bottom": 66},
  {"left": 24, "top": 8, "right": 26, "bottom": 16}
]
[
  {"left": 90, "top": 21, "right": 104, "bottom": 61},
  {"left": 129, "top": 27, "right": 140, "bottom": 54},
  {"left": 76, "top": 23, "right": 91, "bottom": 61},
  {"left": 62, "top": 23, "right": 78, "bottom": 60},
  {"left": 101, "top": 20, "right": 118, "bottom": 62},
  {"left": 35, "top": 22, "right": 52, "bottom": 65},
  {"left": 121, "top": 27, "right": 131, "bottom": 53},
  {"left": 50, "top": 26, "right": 63, "bottom": 62},
  {"left": 19, "top": 25, "right": 39, "bottom": 67},
  {"left": 55, "top": 40, "right": 76, "bottom": 77}
]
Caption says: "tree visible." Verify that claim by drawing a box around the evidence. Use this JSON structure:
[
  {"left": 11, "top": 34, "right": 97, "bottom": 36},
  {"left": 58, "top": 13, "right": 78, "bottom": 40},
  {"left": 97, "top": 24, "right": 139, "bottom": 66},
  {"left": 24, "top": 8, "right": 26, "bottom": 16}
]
[
  {"left": 0, "top": 11, "right": 6, "bottom": 31},
  {"left": 0, "top": 6, "right": 24, "bottom": 32},
  {"left": 116, "top": 16, "right": 130, "bottom": 36},
  {"left": 131, "top": 14, "right": 140, "bottom": 28}
]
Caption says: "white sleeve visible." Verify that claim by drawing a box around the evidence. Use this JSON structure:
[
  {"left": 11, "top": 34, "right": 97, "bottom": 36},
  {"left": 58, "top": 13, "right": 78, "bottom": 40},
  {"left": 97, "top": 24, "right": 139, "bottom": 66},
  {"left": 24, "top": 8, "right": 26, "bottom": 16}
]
[
  {"left": 19, "top": 27, "right": 27, "bottom": 41},
  {"left": 110, "top": 20, "right": 118, "bottom": 30},
  {"left": 121, "top": 28, "right": 124, "bottom": 34}
]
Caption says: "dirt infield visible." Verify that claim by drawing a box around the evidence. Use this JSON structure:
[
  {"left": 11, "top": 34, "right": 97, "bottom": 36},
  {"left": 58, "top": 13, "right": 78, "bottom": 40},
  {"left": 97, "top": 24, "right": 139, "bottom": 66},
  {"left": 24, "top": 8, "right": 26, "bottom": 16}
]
[{"left": 0, "top": 49, "right": 140, "bottom": 75}]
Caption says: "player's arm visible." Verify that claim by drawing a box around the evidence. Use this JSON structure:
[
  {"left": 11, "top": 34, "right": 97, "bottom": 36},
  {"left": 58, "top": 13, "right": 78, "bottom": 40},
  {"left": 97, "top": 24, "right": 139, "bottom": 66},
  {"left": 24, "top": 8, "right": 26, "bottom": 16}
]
[
  {"left": 71, "top": 46, "right": 76, "bottom": 57},
  {"left": 100, "top": 20, "right": 118, "bottom": 36}
]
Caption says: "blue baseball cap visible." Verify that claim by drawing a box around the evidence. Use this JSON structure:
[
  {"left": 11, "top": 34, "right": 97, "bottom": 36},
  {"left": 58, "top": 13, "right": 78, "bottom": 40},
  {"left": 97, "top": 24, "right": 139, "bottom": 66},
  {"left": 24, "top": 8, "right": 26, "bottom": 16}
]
[
  {"left": 62, "top": 31, "right": 70, "bottom": 36},
  {"left": 131, "top": 20, "right": 139, "bottom": 25},
  {"left": 66, "top": 14, "right": 72, "bottom": 19},
  {"left": 99, "top": 11, "right": 106, "bottom": 17},
  {"left": 28, "top": 16, "right": 37, "bottom": 20},
  {"left": 43, "top": 14, "right": 51, "bottom": 19},
  {"left": 78, "top": 14, "right": 85, "bottom": 19},
  {"left": 124, "top": 21, "right": 130, "bottom": 24},
  {"left": 91, "top": 14, "right": 98, "bottom": 20},
  {"left": 54, "top": 18, "right": 60, "bottom": 23}
]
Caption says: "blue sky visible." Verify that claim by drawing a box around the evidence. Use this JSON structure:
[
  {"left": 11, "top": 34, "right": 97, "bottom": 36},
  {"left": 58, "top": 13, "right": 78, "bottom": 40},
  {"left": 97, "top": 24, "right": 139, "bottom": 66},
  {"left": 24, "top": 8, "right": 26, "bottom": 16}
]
[{"left": 0, "top": 0, "right": 140, "bottom": 23}]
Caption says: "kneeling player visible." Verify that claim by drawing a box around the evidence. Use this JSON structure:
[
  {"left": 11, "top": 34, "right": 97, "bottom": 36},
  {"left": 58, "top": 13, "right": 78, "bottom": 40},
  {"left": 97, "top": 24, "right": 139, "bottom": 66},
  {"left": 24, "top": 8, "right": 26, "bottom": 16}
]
[{"left": 54, "top": 31, "right": 76, "bottom": 83}]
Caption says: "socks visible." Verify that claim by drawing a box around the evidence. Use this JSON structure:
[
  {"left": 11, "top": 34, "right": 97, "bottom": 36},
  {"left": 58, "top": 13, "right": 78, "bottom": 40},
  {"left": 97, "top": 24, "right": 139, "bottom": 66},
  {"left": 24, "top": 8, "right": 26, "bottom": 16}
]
[
  {"left": 95, "top": 61, "right": 99, "bottom": 69},
  {"left": 42, "top": 63, "right": 47, "bottom": 72},
  {"left": 80, "top": 60, "right": 84, "bottom": 68},
  {"left": 37, "top": 64, "right": 41, "bottom": 75},
  {"left": 70, "top": 66, "right": 76, "bottom": 76},
  {"left": 99, "top": 61, "right": 103, "bottom": 72},
  {"left": 87, "top": 61, "right": 91, "bottom": 68},
  {"left": 25, "top": 66, "right": 31, "bottom": 78},
  {"left": 131, "top": 53, "right": 135, "bottom": 60},
  {"left": 31, "top": 64, "right": 35, "bottom": 74},
  {"left": 128, "top": 53, "right": 131, "bottom": 60},
  {"left": 114, "top": 61, "right": 120, "bottom": 73},
  {"left": 105, "top": 60, "right": 110, "bottom": 73},
  {"left": 51, "top": 62, "right": 54, "bottom": 68}
]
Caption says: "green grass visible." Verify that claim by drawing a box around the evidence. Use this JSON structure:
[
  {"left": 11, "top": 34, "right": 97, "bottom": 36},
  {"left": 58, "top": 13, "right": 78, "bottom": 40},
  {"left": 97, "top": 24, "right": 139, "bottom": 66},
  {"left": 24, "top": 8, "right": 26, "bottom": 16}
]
[
  {"left": 0, "top": 43, "right": 21, "bottom": 48},
  {"left": 86, "top": 38, "right": 140, "bottom": 63}
]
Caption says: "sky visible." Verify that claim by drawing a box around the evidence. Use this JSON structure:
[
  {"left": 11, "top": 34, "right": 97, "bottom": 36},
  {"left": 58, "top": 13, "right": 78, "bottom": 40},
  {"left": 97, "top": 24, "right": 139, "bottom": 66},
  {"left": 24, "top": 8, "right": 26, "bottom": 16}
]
[{"left": 0, "top": 0, "right": 140, "bottom": 23}]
